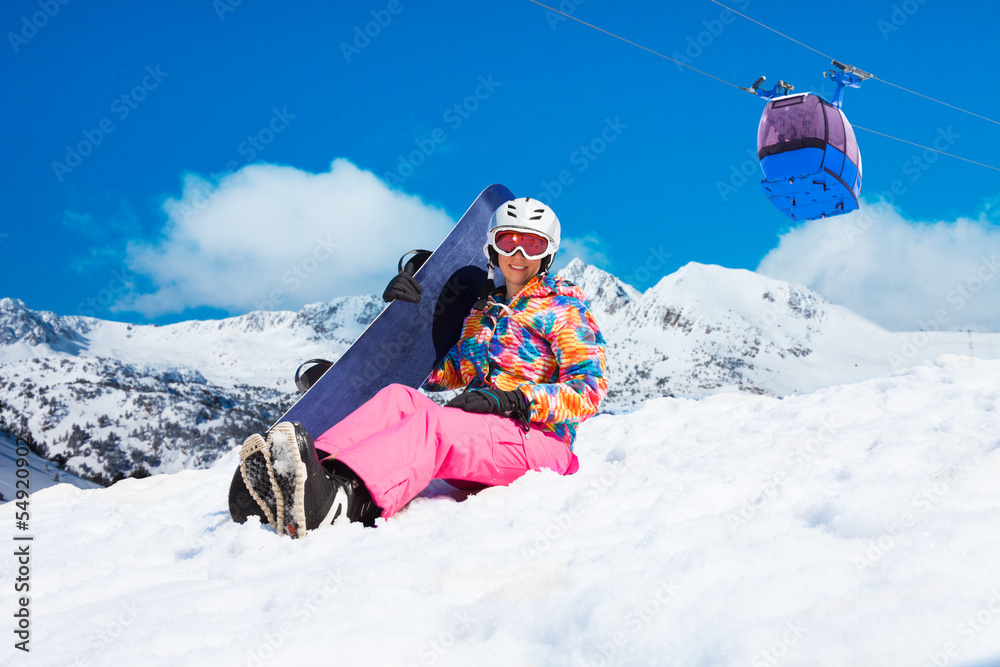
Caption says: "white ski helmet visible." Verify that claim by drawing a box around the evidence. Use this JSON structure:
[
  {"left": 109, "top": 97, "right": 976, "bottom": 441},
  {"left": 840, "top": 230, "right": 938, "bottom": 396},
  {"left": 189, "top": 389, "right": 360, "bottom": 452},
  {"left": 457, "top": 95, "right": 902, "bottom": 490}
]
[{"left": 484, "top": 198, "right": 561, "bottom": 272}]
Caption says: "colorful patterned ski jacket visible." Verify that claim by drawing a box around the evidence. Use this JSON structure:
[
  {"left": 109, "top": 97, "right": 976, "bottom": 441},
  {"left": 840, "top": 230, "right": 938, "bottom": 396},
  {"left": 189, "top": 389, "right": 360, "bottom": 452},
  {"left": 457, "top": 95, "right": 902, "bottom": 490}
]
[{"left": 422, "top": 274, "right": 608, "bottom": 448}]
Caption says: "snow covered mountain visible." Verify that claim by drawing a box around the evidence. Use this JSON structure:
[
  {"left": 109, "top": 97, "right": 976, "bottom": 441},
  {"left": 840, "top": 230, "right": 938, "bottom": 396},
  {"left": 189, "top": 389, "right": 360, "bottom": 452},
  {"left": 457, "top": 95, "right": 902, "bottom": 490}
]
[
  {"left": 3, "top": 355, "right": 999, "bottom": 665},
  {"left": 558, "top": 259, "right": 1000, "bottom": 409},
  {"left": 0, "top": 295, "right": 383, "bottom": 484},
  {"left": 2, "top": 260, "right": 999, "bottom": 484}
]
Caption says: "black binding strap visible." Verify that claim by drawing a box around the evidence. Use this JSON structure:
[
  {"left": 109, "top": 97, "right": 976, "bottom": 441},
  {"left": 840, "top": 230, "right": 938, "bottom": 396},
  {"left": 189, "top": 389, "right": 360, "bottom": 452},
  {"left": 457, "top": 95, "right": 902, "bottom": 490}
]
[
  {"left": 294, "top": 358, "right": 333, "bottom": 394},
  {"left": 397, "top": 249, "right": 433, "bottom": 275}
]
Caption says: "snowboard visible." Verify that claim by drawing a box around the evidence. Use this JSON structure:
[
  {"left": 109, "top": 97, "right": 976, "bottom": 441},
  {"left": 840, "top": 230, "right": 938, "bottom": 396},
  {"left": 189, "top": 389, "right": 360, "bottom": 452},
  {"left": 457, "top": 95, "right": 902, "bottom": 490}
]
[{"left": 229, "top": 183, "right": 514, "bottom": 521}]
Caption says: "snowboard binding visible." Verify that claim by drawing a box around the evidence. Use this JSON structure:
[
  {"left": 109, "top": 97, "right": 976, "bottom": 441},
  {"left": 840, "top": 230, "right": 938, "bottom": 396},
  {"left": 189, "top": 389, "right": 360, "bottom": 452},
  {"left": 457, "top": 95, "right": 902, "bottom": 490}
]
[{"left": 294, "top": 359, "right": 333, "bottom": 394}]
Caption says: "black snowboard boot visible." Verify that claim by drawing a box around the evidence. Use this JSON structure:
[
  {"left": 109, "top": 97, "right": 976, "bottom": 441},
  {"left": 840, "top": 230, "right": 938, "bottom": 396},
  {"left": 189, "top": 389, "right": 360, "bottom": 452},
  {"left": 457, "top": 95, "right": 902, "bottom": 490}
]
[
  {"left": 318, "top": 458, "right": 383, "bottom": 528},
  {"left": 228, "top": 464, "right": 269, "bottom": 526},
  {"left": 238, "top": 422, "right": 381, "bottom": 537},
  {"left": 231, "top": 427, "right": 324, "bottom": 533}
]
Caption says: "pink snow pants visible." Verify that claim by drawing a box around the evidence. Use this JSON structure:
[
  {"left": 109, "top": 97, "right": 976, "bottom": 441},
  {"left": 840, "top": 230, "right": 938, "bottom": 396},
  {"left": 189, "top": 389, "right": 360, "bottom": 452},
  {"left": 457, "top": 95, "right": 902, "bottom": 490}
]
[{"left": 314, "top": 384, "right": 579, "bottom": 518}]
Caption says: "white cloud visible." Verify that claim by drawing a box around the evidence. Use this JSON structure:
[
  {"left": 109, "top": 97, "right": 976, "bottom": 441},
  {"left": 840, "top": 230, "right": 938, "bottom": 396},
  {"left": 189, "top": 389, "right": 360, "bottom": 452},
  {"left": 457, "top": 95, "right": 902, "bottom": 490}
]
[
  {"left": 553, "top": 233, "right": 611, "bottom": 273},
  {"left": 118, "top": 159, "right": 454, "bottom": 316},
  {"left": 757, "top": 199, "right": 1000, "bottom": 331}
]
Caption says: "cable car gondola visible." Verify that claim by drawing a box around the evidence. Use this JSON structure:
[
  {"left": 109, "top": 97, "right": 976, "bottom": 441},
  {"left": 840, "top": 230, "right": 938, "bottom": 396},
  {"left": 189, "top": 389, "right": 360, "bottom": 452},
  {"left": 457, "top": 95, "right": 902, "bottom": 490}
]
[{"left": 751, "top": 63, "right": 868, "bottom": 221}]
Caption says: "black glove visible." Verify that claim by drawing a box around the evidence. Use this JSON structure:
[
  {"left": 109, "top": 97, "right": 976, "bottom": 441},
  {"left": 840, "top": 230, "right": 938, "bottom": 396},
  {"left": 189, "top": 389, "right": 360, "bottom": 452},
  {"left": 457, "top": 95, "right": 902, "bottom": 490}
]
[
  {"left": 445, "top": 388, "right": 531, "bottom": 430},
  {"left": 382, "top": 272, "right": 422, "bottom": 303},
  {"left": 382, "top": 250, "right": 432, "bottom": 303}
]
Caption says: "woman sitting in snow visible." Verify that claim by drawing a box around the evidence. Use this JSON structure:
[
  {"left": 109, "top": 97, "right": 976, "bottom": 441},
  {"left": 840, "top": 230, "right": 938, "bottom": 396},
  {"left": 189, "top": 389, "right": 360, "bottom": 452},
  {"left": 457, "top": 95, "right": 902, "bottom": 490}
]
[{"left": 232, "top": 198, "right": 608, "bottom": 537}]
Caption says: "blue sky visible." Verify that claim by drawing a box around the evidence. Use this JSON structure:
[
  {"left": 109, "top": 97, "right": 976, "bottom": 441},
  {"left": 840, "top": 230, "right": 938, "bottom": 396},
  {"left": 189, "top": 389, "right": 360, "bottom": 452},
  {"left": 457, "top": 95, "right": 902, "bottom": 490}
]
[{"left": 3, "top": 0, "right": 999, "bottom": 330}]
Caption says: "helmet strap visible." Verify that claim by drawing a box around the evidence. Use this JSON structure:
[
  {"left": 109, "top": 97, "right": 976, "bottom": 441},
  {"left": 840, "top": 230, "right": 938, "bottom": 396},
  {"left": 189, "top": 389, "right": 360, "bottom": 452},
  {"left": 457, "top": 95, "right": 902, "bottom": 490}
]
[{"left": 473, "top": 265, "right": 498, "bottom": 311}]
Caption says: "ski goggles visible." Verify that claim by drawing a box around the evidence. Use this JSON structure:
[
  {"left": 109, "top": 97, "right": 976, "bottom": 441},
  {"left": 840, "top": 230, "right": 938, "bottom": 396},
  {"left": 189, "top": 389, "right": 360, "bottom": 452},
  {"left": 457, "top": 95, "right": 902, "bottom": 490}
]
[{"left": 488, "top": 230, "right": 551, "bottom": 260}]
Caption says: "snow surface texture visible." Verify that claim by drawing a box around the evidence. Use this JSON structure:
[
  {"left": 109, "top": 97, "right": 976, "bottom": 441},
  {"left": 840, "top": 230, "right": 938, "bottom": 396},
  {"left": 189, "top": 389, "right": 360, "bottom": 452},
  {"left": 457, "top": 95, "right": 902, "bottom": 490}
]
[
  {"left": 2, "top": 355, "right": 999, "bottom": 666},
  {"left": 4, "top": 260, "right": 1000, "bottom": 484}
]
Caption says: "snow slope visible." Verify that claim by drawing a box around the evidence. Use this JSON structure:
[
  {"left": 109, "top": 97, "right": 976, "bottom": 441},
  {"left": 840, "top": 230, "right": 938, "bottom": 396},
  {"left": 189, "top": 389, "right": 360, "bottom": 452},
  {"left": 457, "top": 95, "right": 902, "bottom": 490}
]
[
  {"left": 0, "top": 431, "right": 100, "bottom": 502},
  {"left": 3, "top": 355, "right": 999, "bottom": 666}
]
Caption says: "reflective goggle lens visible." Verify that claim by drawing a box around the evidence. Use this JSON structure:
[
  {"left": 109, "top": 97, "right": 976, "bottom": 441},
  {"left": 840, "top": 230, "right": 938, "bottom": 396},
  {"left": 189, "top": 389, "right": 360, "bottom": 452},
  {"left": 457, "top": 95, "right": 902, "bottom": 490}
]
[{"left": 493, "top": 231, "right": 549, "bottom": 257}]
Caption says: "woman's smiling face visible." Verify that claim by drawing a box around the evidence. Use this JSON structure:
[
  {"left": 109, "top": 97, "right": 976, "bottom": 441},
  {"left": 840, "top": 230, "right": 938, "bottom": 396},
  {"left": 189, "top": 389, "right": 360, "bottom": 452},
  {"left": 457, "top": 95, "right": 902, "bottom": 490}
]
[{"left": 498, "top": 249, "right": 542, "bottom": 296}]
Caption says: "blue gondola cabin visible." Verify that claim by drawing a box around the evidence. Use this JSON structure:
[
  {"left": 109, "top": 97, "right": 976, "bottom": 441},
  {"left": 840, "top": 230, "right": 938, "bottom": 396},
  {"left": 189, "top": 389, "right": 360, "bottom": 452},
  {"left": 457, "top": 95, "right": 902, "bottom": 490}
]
[{"left": 757, "top": 93, "right": 862, "bottom": 220}]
